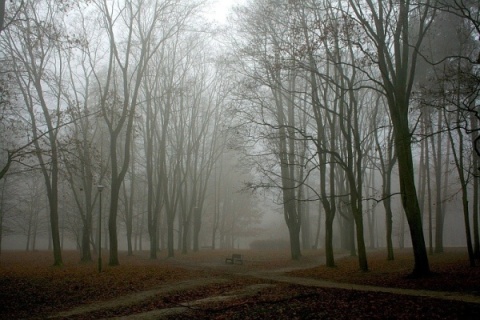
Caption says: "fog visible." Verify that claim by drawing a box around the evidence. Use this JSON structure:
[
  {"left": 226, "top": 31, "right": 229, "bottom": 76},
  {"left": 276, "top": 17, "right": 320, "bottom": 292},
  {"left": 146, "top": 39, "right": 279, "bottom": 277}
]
[{"left": 0, "top": 0, "right": 479, "bottom": 273}]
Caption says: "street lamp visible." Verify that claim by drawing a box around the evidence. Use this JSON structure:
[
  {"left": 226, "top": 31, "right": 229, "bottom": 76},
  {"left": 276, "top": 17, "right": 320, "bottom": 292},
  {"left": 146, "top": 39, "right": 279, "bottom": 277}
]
[{"left": 97, "top": 184, "right": 104, "bottom": 272}]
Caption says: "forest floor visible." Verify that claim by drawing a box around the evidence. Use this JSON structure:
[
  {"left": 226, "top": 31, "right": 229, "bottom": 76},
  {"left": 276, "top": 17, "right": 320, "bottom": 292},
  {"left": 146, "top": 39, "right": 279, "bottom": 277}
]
[{"left": 1, "top": 248, "right": 480, "bottom": 319}]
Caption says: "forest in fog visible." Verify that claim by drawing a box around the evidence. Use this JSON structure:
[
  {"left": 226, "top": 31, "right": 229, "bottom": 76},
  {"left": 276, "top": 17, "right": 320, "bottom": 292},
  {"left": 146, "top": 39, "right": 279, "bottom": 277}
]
[{"left": 0, "top": 0, "right": 479, "bottom": 276}]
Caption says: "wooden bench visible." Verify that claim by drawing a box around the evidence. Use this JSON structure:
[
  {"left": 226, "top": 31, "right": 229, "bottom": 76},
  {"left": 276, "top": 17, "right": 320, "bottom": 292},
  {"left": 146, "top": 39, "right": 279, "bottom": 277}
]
[{"left": 225, "top": 253, "right": 243, "bottom": 265}]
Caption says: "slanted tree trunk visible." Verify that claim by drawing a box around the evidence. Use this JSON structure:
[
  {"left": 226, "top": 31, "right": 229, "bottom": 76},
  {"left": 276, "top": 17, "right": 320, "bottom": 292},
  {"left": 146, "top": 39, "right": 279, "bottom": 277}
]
[
  {"left": 313, "top": 206, "right": 322, "bottom": 250},
  {"left": 446, "top": 96, "right": 475, "bottom": 267},
  {"left": 430, "top": 114, "right": 445, "bottom": 253},
  {"left": 373, "top": 110, "right": 396, "bottom": 260},
  {"left": 301, "top": 194, "right": 311, "bottom": 250},
  {"left": 394, "top": 112, "right": 430, "bottom": 275},
  {"left": 348, "top": 0, "right": 434, "bottom": 276},
  {"left": 4, "top": 2, "right": 64, "bottom": 265},
  {"left": 470, "top": 114, "right": 480, "bottom": 258}
]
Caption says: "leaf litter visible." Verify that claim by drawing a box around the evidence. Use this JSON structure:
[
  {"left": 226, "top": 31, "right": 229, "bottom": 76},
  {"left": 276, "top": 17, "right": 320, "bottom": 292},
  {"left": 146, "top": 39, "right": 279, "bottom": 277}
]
[{"left": 1, "top": 248, "right": 479, "bottom": 319}]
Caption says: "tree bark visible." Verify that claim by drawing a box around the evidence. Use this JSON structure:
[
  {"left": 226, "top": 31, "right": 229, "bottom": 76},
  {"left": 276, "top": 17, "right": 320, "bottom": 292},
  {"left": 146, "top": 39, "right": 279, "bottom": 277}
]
[{"left": 394, "top": 118, "right": 430, "bottom": 276}]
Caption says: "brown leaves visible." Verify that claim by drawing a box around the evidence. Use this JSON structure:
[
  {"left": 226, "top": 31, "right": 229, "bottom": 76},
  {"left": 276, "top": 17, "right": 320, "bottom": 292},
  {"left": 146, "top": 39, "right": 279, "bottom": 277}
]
[
  {"left": 288, "top": 248, "right": 480, "bottom": 294},
  {"left": 0, "top": 251, "right": 208, "bottom": 319},
  {"left": 1, "top": 248, "right": 479, "bottom": 319},
  {"left": 174, "top": 283, "right": 480, "bottom": 320}
]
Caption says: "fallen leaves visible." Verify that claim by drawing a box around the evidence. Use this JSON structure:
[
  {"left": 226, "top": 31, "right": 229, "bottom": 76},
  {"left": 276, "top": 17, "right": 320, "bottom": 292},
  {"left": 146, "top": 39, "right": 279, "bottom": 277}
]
[
  {"left": 170, "top": 283, "right": 480, "bottom": 320},
  {"left": 0, "top": 251, "right": 210, "bottom": 319},
  {"left": 1, "top": 248, "right": 479, "bottom": 319},
  {"left": 288, "top": 248, "right": 480, "bottom": 293}
]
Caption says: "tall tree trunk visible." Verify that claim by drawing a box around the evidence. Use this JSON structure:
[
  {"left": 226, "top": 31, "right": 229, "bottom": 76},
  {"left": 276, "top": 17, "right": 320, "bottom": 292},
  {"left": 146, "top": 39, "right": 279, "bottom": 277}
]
[
  {"left": 399, "top": 208, "right": 405, "bottom": 249},
  {"left": 348, "top": 0, "right": 433, "bottom": 277},
  {"left": 81, "top": 215, "right": 92, "bottom": 262},
  {"left": 351, "top": 188, "right": 368, "bottom": 271},
  {"left": 313, "top": 206, "right": 322, "bottom": 250},
  {"left": 301, "top": 196, "right": 311, "bottom": 250},
  {"left": 431, "top": 115, "right": 444, "bottom": 253},
  {"left": 325, "top": 214, "right": 335, "bottom": 267},
  {"left": 384, "top": 195, "right": 395, "bottom": 260},
  {"left": 108, "top": 174, "right": 120, "bottom": 266},
  {"left": 167, "top": 208, "right": 175, "bottom": 257},
  {"left": 447, "top": 111, "right": 475, "bottom": 266},
  {"left": 425, "top": 133, "right": 433, "bottom": 255},
  {"left": 374, "top": 107, "right": 396, "bottom": 260},
  {"left": 0, "top": 0, "right": 6, "bottom": 32},
  {"left": 193, "top": 207, "right": 201, "bottom": 252},
  {"left": 126, "top": 145, "right": 135, "bottom": 257},
  {"left": 470, "top": 114, "right": 480, "bottom": 258},
  {"left": 181, "top": 218, "right": 190, "bottom": 254},
  {"left": 394, "top": 113, "right": 430, "bottom": 276},
  {"left": 288, "top": 223, "right": 302, "bottom": 260}
]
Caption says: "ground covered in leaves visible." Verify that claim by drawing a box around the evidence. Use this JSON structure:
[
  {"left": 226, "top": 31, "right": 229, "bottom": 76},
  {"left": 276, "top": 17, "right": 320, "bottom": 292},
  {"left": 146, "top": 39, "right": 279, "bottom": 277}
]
[
  {"left": 0, "top": 248, "right": 479, "bottom": 319},
  {"left": 288, "top": 248, "right": 480, "bottom": 294},
  {"left": 171, "top": 283, "right": 480, "bottom": 320}
]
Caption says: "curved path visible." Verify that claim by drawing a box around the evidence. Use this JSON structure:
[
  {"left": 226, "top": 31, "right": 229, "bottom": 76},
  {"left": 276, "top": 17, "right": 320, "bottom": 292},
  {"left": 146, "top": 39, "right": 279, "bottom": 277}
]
[
  {"left": 49, "top": 278, "right": 230, "bottom": 319},
  {"left": 49, "top": 257, "right": 480, "bottom": 319},
  {"left": 251, "top": 272, "right": 480, "bottom": 304}
]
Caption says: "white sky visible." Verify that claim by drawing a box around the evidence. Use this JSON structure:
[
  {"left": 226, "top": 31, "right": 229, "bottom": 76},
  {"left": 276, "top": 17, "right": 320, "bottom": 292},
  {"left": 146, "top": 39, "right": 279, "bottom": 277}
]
[{"left": 207, "top": 0, "right": 238, "bottom": 24}]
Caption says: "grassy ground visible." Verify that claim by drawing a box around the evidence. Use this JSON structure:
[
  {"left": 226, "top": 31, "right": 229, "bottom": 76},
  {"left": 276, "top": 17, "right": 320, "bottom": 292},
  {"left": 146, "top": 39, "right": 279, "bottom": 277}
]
[{"left": 0, "top": 248, "right": 479, "bottom": 319}]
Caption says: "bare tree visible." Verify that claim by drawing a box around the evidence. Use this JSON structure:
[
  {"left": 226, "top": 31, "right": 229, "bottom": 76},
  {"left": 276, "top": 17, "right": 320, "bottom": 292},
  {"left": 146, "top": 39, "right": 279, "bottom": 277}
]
[
  {"left": 372, "top": 97, "right": 397, "bottom": 260},
  {"left": 232, "top": 0, "right": 314, "bottom": 260},
  {"left": 92, "top": 0, "right": 199, "bottom": 265},
  {"left": 347, "top": 0, "right": 436, "bottom": 276},
  {"left": 10, "top": 174, "right": 48, "bottom": 251},
  {"left": 0, "top": 0, "right": 5, "bottom": 31},
  {"left": 1, "top": 0, "right": 77, "bottom": 266},
  {"left": 57, "top": 8, "right": 106, "bottom": 262},
  {"left": 435, "top": 0, "right": 480, "bottom": 259},
  {"left": 0, "top": 0, "right": 24, "bottom": 35}
]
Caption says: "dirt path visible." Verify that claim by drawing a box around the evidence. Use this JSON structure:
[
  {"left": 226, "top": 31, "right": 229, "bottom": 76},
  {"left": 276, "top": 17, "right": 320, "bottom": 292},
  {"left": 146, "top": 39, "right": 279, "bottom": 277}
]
[
  {"left": 108, "top": 283, "right": 276, "bottom": 320},
  {"left": 193, "top": 256, "right": 478, "bottom": 305},
  {"left": 251, "top": 272, "right": 480, "bottom": 304},
  {"left": 48, "top": 257, "right": 480, "bottom": 319},
  {"left": 49, "top": 277, "right": 229, "bottom": 319}
]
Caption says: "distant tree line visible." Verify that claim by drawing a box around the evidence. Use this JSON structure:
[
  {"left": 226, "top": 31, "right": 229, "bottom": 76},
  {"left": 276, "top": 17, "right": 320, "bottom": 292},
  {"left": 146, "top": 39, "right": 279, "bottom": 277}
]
[
  {"left": 0, "top": 0, "right": 479, "bottom": 279},
  {"left": 228, "top": 0, "right": 479, "bottom": 277},
  {"left": 0, "top": 0, "right": 261, "bottom": 265}
]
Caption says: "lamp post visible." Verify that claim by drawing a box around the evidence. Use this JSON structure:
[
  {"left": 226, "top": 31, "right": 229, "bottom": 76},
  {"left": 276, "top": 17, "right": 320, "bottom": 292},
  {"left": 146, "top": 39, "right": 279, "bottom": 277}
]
[{"left": 97, "top": 184, "right": 104, "bottom": 272}]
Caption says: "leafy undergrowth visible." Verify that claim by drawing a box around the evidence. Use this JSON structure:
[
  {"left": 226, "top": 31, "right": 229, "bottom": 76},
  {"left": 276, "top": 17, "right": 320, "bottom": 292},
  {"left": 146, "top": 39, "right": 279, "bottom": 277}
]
[
  {"left": 288, "top": 248, "right": 480, "bottom": 294},
  {"left": 171, "top": 283, "right": 480, "bottom": 320}
]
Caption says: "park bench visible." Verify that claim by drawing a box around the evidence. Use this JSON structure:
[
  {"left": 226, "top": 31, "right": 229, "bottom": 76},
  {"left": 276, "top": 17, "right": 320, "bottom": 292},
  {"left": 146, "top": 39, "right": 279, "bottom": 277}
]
[{"left": 225, "top": 253, "right": 243, "bottom": 265}]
